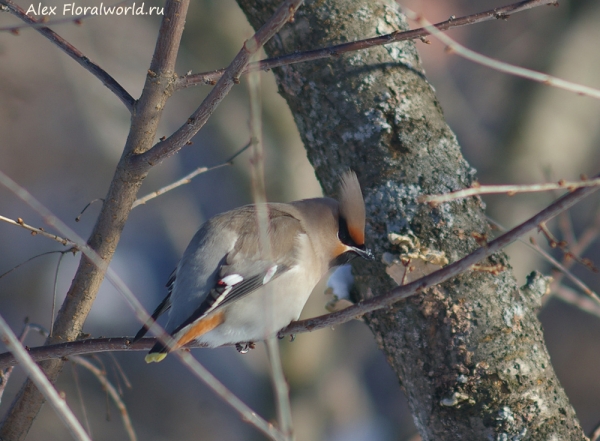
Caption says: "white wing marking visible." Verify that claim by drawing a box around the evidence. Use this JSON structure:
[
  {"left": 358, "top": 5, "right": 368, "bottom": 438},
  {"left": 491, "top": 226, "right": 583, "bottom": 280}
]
[
  {"left": 262, "top": 264, "right": 278, "bottom": 285},
  {"left": 221, "top": 274, "right": 244, "bottom": 285}
]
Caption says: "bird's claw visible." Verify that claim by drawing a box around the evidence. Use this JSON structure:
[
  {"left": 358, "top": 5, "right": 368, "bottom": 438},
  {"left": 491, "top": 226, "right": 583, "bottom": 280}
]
[{"left": 235, "top": 342, "right": 255, "bottom": 354}]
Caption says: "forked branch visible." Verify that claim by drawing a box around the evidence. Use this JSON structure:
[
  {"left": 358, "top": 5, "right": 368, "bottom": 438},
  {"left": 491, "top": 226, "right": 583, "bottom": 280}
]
[{"left": 130, "top": 0, "right": 305, "bottom": 169}]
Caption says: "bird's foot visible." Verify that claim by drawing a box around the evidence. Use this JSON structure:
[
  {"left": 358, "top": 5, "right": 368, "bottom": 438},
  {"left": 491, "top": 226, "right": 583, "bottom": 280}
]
[
  {"left": 276, "top": 332, "right": 296, "bottom": 342},
  {"left": 235, "top": 342, "right": 255, "bottom": 354}
]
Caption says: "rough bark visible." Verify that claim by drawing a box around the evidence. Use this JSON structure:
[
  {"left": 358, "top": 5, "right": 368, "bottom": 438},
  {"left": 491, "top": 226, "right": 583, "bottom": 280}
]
[{"left": 236, "top": 0, "right": 586, "bottom": 439}]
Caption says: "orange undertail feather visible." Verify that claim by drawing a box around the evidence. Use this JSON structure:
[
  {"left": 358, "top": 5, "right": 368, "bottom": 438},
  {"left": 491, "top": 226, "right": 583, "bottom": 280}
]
[
  {"left": 144, "top": 311, "right": 225, "bottom": 364},
  {"left": 176, "top": 311, "right": 225, "bottom": 348}
]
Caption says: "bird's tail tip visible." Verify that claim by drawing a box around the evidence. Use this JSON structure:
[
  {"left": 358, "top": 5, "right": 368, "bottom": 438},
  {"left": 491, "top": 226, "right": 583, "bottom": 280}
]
[{"left": 145, "top": 352, "right": 168, "bottom": 363}]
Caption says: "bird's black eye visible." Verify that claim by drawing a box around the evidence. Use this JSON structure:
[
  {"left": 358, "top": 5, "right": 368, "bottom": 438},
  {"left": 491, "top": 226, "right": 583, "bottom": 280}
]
[{"left": 338, "top": 216, "right": 359, "bottom": 248}]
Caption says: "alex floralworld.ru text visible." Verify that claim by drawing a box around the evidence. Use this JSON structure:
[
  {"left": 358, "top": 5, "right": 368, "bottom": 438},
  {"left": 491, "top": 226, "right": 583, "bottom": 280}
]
[{"left": 26, "top": 2, "right": 164, "bottom": 16}]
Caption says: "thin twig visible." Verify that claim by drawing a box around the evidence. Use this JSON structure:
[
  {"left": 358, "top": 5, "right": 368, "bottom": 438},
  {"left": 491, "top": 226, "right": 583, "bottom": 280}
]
[
  {"left": 403, "top": 6, "right": 600, "bottom": 100},
  {"left": 0, "top": 215, "right": 76, "bottom": 247},
  {"left": 174, "top": 350, "right": 286, "bottom": 441},
  {"left": 568, "top": 208, "right": 600, "bottom": 259},
  {"left": 542, "top": 168, "right": 578, "bottom": 247},
  {"left": 554, "top": 286, "right": 600, "bottom": 322},
  {"left": 130, "top": 0, "right": 304, "bottom": 170},
  {"left": 69, "top": 362, "right": 93, "bottom": 438},
  {"left": 0, "top": 0, "right": 135, "bottom": 111},
  {"left": 0, "top": 250, "right": 68, "bottom": 280},
  {"left": 486, "top": 217, "right": 597, "bottom": 300},
  {"left": 0, "top": 313, "right": 92, "bottom": 441},
  {"left": 264, "top": 339, "right": 292, "bottom": 439},
  {"left": 3, "top": 172, "right": 599, "bottom": 368},
  {"left": 546, "top": 207, "right": 600, "bottom": 305},
  {"left": 75, "top": 198, "right": 104, "bottom": 222},
  {"left": 107, "top": 352, "right": 132, "bottom": 390},
  {"left": 0, "top": 320, "right": 47, "bottom": 404},
  {"left": 51, "top": 251, "right": 69, "bottom": 336},
  {"left": 537, "top": 222, "right": 598, "bottom": 273},
  {"left": 176, "top": 0, "right": 557, "bottom": 89},
  {"left": 131, "top": 141, "right": 252, "bottom": 208},
  {"left": 419, "top": 178, "right": 600, "bottom": 203},
  {"left": 69, "top": 356, "right": 137, "bottom": 441},
  {"left": 538, "top": 222, "right": 562, "bottom": 248},
  {"left": 528, "top": 237, "right": 597, "bottom": 300},
  {"left": 248, "top": 61, "right": 293, "bottom": 439}
]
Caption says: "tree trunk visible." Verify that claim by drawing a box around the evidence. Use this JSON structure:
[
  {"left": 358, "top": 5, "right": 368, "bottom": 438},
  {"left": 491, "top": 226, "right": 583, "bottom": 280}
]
[{"left": 236, "top": 0, "right": 586, "bottom": 439}]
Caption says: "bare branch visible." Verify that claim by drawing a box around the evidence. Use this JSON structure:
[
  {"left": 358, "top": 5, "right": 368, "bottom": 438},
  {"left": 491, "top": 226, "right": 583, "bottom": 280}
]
[
  {"left": 0, "top": 0, "right": 135, "bottom": 111},
  {"left": 0, "top": 313, "right": 91, "bottom": 441},
  {"left": 0, "top": 336, "right": 284, "bottom": 439},
  {"left": 487, "top": 217, "right": 598, "bottom": 301},
  {"left": 403, "top": 5, "right": 600, "bottom": 100},
  {"left": 0, "top": 321, "right": 47, "bottom": 403},
  {"left": 554, "top": 286, "right": 600, "bottom": 322},
  {"left": 69, "top": 361, "right": 93, "bottom": 437},
  {"left": 173, "top": 350, "right": 286, "bottom": 441},
  {"left": 537, "top": 222, "right": 598, "bottom": 273},
  {"left": 419, "top": 177, "right": 600, "bottom": 203},
  {"left": 131, "top": 0, "right": 304, "bottom": 170},
  {"left": 177, "top": 0, "right": 557, "bottom": 89},
  {"left": 569, "top": 208, "right": 600, "bottom": 259},
  {"left": 0, "top": 215, "right": 76, "bottom": 247},
  {"left": 0, "top": 338, "right": 148, "bottom": 369},
  {"left": 0, "top": 250, "right": 68, "bottom": 280},
  {"left": 69, "top": 356, "right": 137, "bottom": 441},
  {"left": 51, "top": 250, "right": 70, "bottom": 336},
  {"left": 528, "top": 237, "right": 598, "bottom": 300},
  {"left": 131, "top": 141, "right": 251, "bottom": 208},
  {"left": 552, "top": 207, "right": 600, "bottom": 290},
  {"left": 75, "top": 199, "right": 104, "bottom": 222}
]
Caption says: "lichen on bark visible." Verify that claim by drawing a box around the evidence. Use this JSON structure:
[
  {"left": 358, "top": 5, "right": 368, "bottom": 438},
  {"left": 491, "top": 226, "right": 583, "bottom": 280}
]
[{"left": 236, "top": 0, "right": 586, "bottom": 439}]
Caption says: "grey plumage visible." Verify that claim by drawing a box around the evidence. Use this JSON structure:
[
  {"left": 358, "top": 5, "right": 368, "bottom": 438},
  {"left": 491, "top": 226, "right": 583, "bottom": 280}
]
[{"left": 136, "top": 171, "right": 371, "bottom": 363}]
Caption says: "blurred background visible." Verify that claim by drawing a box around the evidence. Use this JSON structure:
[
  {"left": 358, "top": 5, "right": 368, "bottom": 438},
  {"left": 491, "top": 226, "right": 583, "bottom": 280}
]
[{"left": 1, "top": 0, "right": 599, "bottom": 439}]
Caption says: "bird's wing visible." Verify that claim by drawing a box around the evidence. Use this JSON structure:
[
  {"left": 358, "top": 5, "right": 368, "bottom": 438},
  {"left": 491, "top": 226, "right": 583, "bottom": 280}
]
[
  {"left": 170, "top": 207, "right": 304, "bottom": 337},
  {"left": 132, "top": 269, "right": 176, "bottom": 342}
]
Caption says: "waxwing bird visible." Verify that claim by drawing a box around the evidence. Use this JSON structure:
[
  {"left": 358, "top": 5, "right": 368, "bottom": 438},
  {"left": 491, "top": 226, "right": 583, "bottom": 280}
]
[{"left": 134, "top": 171, "right": 373, "bottom": 363}]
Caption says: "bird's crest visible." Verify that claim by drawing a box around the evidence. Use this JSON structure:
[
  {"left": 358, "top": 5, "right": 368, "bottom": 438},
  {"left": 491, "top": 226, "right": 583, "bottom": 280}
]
[{"left": 338, "top": 171, "right": 366, "bottom": 246}]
